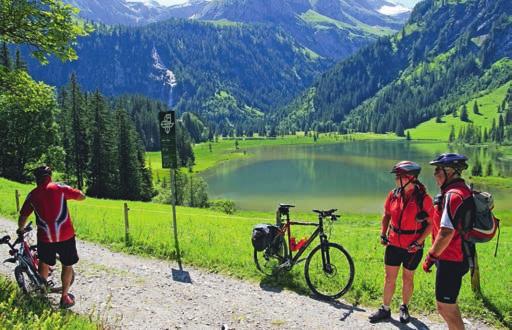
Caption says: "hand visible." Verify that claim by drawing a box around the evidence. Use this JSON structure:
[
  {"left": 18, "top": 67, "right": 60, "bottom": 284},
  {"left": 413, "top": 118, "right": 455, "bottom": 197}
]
[
  {"left": 407, "top": 241, "right": 423, "bottom": 253},
  {"left": 16, "top": 227, "right": 25, "bottom": 236},
  {"left": 380, "top": 234, "right": 389, "bottom": 246},
  {"left": 422, "top": 252, "right": 438, "bottom": 273}
]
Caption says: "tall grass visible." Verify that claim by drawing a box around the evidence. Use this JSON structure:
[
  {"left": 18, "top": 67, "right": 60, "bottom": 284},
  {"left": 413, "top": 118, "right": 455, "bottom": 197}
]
[
  {"left": 0, "top": 277, "right": 98, "bottom": 329},
  {"left": 0, "top": 177, "right": 510, "bottom": 326}
]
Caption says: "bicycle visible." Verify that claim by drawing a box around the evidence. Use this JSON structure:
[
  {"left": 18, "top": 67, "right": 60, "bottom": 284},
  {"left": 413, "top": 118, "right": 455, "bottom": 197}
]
[
  {"left": 0, "top": 222, "right": 70, "bottom": 294},
  {"left": 253, "top": 204, "right": 355, "bottom": 299}
]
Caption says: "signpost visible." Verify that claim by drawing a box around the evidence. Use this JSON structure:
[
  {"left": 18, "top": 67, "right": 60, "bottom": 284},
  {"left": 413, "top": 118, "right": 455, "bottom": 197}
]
[{"left": 159, "top": 111, "right": 190, "bottom": 283}]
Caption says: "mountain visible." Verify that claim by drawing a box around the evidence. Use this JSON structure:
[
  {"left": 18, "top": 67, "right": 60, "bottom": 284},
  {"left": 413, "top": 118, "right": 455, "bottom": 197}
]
[
  {"left": 277, "top": 0, "right": 512, "bottom": 134},
  {"left": 25, "top": 19, "right": 330, "bottom": 135},
  {"left": 65, "top": 0, "right": 412, "bottom": 60},
  {"left": 65, "top": 0, "right": 211, "bottom": 25}
]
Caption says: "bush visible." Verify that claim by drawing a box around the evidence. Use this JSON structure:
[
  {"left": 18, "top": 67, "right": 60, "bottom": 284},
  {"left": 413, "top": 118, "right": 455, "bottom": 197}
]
[{"left": 209, "top": 199, "right": 236, "bottom": 214}]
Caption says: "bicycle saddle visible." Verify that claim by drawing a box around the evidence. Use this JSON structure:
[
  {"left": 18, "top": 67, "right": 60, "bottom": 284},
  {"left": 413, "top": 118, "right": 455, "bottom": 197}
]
[{"left": 313, "top": 209, "right": 338, "bottom": 217}]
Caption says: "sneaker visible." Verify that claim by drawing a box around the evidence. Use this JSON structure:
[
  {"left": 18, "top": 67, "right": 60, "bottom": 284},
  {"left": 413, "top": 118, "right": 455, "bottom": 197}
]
[
  {"left": 399, "top": 304, "right": 410, "bottom": 324},
  {"left": 60, "top": 293, "right": 75, "bottom": 309},
  {"left": 368, "top": 305, "right": 391, "bottom": 323}
]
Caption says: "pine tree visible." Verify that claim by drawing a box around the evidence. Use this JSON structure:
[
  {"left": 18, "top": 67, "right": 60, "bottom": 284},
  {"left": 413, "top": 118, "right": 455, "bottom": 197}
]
[
  {"left": 0, "top": 42, "right": 11, "bottom": 70},
  {"left": 68, "top": 73, "right": 90, "bottom": 190},
  {"left": 87, "top": 91, "right": 118, "bottom": 198},
  {"left": 14, "top": 49, "right": 27, "bottom": 71},
  {"left": 460, "top": 104, "right": 469, "bottom": 122},
  {"left": 448, "top": 125, "right": 455, "bottom": 142},
  {"left": 116, "top": 108, "right": 142, "bottom": 200},
  {"left": 472, "top": 101, "right": 480, "bottom": 115}
]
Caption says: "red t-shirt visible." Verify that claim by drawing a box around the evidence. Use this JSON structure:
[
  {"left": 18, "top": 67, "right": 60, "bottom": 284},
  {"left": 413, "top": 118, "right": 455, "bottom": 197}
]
[
  {"left": 432, "top": 179, "right": 472, "bottom": 262},
  {"left": 384, "top": 189, "right": 433, "bottom": 249},
  {"left": 20, "top": 180, "right": 82, "bottom": 243}
]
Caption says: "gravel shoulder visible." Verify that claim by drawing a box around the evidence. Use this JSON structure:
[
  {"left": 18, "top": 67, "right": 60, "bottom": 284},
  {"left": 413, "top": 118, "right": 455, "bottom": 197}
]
[{"left": 0, "top": 217, "right": 494, "bottom": 329}]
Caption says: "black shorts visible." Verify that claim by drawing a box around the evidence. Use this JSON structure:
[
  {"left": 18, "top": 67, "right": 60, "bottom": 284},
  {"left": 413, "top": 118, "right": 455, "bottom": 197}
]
[
  {"left": 384, "top": 245, "right": 423, "bottom": 271},
  {"left": 37, "top": 236, "right": 79, "bottom": 266},
  {"left": 435, "top": 260, "right": 469, "bottom": 304}
]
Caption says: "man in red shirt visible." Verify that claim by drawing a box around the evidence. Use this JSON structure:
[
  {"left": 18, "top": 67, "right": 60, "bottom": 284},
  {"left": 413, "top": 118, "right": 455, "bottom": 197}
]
[
  {"left": 18, "top": 165, "right": 85, "bottom": 308},
  {"left": 423, "top": 153, "right": 474, "bottom": 330}
]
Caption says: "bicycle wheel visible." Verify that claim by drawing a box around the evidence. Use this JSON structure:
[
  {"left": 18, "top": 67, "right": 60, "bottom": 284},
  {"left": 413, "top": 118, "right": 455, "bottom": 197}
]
[
  {"left": 14, "top": 265, "right": 43, "bottom": 294},
  {"left": 304, "top": 242, "right": 354, "bottom": 299},
  {"left": 254, "top": 236, "right": 288, "bottom": 276}
]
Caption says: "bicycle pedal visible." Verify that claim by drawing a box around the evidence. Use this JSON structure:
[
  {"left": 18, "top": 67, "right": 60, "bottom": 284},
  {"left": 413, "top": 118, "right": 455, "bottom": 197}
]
[{"left": 278, "top": 260, "right": 292, "bottom": 270}]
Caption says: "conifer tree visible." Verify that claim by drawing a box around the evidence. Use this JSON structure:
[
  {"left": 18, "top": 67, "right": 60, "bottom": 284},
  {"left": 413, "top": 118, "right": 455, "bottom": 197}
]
[
  {"left": 473, "top": 101, "right": 480, "bottom": 115},
  {"left": 87, "top": 91, "right": 118, "bottom": 198},
  {"left": 460, "top": 104, "right": 469, "bottom": 122},
  {"left": 0, "top": 42, "right": 11, "bottom": 70}
]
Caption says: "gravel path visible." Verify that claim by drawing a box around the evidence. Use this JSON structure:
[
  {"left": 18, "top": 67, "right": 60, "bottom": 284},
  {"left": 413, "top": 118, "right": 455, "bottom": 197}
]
[{"left": 0, "top": 217, "right": 494, "bottom": 329}]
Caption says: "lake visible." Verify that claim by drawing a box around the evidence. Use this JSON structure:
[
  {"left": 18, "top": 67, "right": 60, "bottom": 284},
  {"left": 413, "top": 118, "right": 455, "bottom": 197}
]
[{"left": 202, "top": 140, "right": 511, "bottom": 213}]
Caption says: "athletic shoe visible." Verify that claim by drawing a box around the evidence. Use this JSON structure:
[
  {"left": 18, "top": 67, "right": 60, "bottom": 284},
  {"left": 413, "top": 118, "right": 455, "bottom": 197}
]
[
  {"left": 60, "top": 293, "right": 75, "bottom": 309},
  {"left": 368, "top": 305, "right": 391, "bottom": 323},
  {"left": 399, "top": 304, "right": 411, "bottom": 323}
]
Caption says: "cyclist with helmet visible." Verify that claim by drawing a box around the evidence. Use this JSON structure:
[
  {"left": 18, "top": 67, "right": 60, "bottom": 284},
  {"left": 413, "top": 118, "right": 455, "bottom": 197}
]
[
  {"left": 423, "top": 153, "right": 474, "bottom": 329},
  {"left": 17, "top": 165, "right": 85, "bottom": 308},
  {"left": 369, "top": 161, "right": 433, "bottom": 324}
]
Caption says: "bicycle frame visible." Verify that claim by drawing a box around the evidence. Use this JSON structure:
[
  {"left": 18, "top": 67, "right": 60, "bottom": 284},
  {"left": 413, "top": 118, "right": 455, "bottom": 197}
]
[
  {"left": 1, "top": 228, "right": 47, "bottom": 290},
  {"left": 277, "top": 208, "right": 330, "bottom": 269}
]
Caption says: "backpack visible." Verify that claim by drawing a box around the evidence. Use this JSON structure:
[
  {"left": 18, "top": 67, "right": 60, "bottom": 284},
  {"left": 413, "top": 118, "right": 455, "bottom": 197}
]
[
  {"left": 460, "top": 190, "right": 500, "bottom": 245},
  {"left": 251, "top": 224, "right": 279, "bottom": 251}
]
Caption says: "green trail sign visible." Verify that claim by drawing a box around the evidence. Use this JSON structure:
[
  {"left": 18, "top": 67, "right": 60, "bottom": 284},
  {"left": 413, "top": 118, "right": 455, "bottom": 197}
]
[{"left": 159, "top": 111, "right": 178, "bottom": 169}]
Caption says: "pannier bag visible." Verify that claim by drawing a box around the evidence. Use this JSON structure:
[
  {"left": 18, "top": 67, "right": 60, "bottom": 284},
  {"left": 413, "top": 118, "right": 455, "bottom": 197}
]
[{"left": 252, "top": 224, "right": 279, "bottom": 251}]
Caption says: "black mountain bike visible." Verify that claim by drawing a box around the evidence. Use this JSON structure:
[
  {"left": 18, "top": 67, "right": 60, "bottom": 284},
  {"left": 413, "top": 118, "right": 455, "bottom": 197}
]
[
  {"left": 0, "top": 222, "right": 69, "bottom": 294},
  {"left": 254, "top": 204, "right": 355, "bottom": 299}
]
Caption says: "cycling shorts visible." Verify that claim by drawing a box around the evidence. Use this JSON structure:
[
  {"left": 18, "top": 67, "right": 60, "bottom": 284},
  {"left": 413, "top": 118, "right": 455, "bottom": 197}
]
[
  {"left": 435, "top": 260, "right": 469, "bottom": 304},
  {"left": 384, "top": 245, "right": 423, "bottom": 271},
  {"left": 37, "top": 236, "right": 79, "bottom": 266}
]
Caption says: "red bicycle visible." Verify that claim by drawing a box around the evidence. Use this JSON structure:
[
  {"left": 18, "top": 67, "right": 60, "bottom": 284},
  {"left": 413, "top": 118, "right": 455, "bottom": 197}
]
[{"left": 1, "top": 222, "right": 71, "bottom": 294}]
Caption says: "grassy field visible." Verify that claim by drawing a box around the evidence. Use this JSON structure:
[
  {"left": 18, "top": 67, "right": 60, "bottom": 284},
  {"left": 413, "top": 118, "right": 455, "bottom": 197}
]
[
  {"left": 408, "top": 81, "right": 511, "bottom": 141},
  {"left": 0, "top": 276, "right": 98, "bottom": 329},
  {"left": 0, "top": 177, "right": 510, "bottom": 327}
]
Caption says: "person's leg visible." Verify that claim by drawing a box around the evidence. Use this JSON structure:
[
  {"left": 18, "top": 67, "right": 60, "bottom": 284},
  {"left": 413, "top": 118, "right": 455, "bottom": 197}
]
[
  {"left": 384, "top": 265, "right": 400, "bottom": 306},
  {"left": 401, "top": 268, "right": 415, "bottom": 305},
  {"left": 36, "top": 241, "right": 56, "bottom": 282},
  {"left": 61, "top": 266, "right": 74, "bottom": 297},
  {"left": 56, "top": 237, "right": 79, "bottom": 305},
  {"left": 437, "top": 301, "right": 465, "bottom": 330},
  {"left": 38, "top": 261, "right": 50, "bottom": 280}
]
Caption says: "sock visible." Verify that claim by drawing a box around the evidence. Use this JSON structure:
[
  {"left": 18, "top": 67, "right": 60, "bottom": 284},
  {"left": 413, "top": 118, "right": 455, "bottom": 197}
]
[{"left": 382, "top": 304, "right": 390, "bottom": 311}]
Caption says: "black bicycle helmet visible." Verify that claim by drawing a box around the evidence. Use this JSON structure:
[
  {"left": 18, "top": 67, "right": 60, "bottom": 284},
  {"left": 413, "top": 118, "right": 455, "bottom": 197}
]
[
  {"left": 391, "top": 161, "right": 421, "bottom": 177},
  {"left": 429, "top": 153, "right": 468, "bottom": 170},
  {"left": 33, "top": 165, "right": 52, "bottom": 180}
]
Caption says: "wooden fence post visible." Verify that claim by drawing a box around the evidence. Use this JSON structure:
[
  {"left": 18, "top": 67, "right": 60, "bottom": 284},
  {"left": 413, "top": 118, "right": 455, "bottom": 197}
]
[
  {"left": 124, "top": 203, "right": 130, "bottom": 246},
  {"left": 15, "top": 189, "right": 20, "bottom": 213},
  {"left": 471, "top": 250, "right": 481, "bottom": 295}
]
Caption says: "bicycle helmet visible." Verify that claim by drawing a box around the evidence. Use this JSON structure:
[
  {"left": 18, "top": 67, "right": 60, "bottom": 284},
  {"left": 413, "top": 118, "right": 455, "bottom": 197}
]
[
  {"left": 33, "top": 165, "right": 52, "bottom": 179},
  {"left": 429, "top": 153, "right": 468, "bottom": 170},
  {"left": 391, "top": 161, "right": 421, "bottom": 177}
]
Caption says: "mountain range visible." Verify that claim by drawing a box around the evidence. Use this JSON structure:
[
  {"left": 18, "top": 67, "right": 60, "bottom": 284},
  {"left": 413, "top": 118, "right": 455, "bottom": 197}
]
[
  {"left": 276, "top": 0, "right": 512, "bottom": 134},
  {"left": 65, "top": 0, "right": 417, "bottom": 59}
]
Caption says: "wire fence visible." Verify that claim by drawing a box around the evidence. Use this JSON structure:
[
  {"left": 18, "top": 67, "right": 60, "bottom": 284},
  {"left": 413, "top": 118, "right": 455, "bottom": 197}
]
[{"left": 0, "top": 189, "right": 509, "bottom": 248}]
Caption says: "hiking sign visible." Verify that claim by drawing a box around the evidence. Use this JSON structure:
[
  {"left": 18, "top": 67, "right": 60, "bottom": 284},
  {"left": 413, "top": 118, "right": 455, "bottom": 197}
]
[{"left": 159, "top": 111, "right": 178, "bottom": 169}]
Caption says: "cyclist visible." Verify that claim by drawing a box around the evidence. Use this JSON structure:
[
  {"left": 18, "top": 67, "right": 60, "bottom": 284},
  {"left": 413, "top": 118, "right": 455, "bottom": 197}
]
[
  {"left": 369, "top": 161, "right": 433, "bottom": 324},
  {"left": 17, "top": 165, "right": 85, "bottom": 308},
  {"left": 423, "top": 153, "right": 474, "bottom": 330}
]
